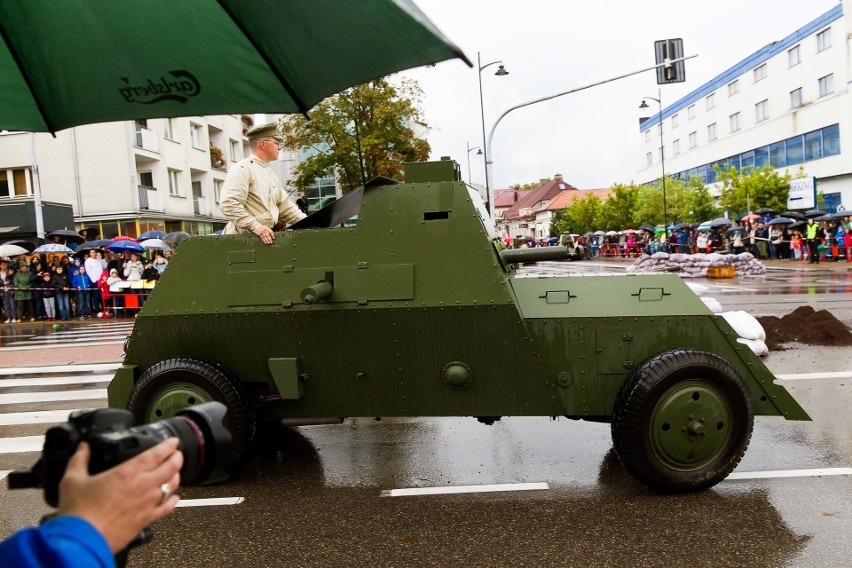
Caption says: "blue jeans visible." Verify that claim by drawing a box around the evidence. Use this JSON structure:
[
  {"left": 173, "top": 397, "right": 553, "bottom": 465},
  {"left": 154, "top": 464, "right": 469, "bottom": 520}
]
[
  {"left": 77, "top": 290, "right": 91, "bottom": 317},
  {"left": 56, "top": 292, "right": 71, "bottom": 320}
]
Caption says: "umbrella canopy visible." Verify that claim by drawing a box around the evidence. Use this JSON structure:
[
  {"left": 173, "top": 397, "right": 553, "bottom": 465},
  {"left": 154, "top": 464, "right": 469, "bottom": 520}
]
[
  {"left": 804, "top": 209, "right": 827, "bottom": 218},
  {"left": 767, "top": 217, "right": 795, "bottom": 225},
  {"left": 605, "top": 230, "right": 618, "bottom": 236},
  {"left": 78, "top": 226, "right": 100, "bottom": 239},
  {"left": 34, "top": 243, "right": 73, "bottom": 254},
  {"left": 583, "top": 232, "right": 594, "bottom": 237},
  {"left": 830, "top": 211, "right": 849, "bottom": 220},
  {"left": 709, "top": 217, "right": 732, "bottom": 228},
  {"left": 726, "top": 226, "right": 743, "bottom": 234},
  {"left": 788, "top": 221, "right": 806, "bottom": 229},
  {"left": 755, "top": 207, "right": 775, "bottom": 214},
  {"left": 164, "top": 231, "right": 191, "bottom": 246},
  {"left": 639, "top": 224, "right": 655, "bottom": 232},
  {"left": 72, "top": 242, "right": 107, "bottom": 256},
  {"left": 47, "top": 229, "right": 85, "bottom": 243},
  {"left": 2, "top": 240, "right": 35, "bottom": 252},
  {"left": 814, "top": 214, "right": 834, "bottom": 222},
  {"left": 107, "top": 241, "right": 146, "bottom": 254},
  {"left": 141, "top": 239, "right": 174, "bottom": 252},
  {"left": 0, "top": 244, "right": 29, "bottom": 257},
  {"left": 139, "top": 230, "right": 167, "bottom": 241},
  {"left": 111, "top": 235, "right": 140, "bottom": 243},
  {"left": 87, "top": 239, "right": 114, "bottom": 248},
  {"left": 0, "top": 1, "right": 470, "bottom": 133},
  {"left": 780, "top": 211, "right": 806, "bottom": 220},
  {"left": 742, "top": 213, "right": 760, "bottom": 220}
]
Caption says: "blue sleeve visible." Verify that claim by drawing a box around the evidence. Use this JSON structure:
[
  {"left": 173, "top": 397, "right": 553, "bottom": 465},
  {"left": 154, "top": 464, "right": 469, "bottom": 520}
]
[{"left": 0, "top": 516, "right": 115, "bottom": 568}]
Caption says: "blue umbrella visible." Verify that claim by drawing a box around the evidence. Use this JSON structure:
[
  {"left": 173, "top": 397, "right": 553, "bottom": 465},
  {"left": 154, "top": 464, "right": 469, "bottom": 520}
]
[
  {"left": 726, "top": 226, "right": 743, "bottom": 234},
  {"left": 34, "top": 243, "right": 74, "bottom": 254},
  {"left": 139, "top": 230, "right": 167, "bottom": 241},
  {"left": 107, "top": 241, "right": 145, "bottom": 254}
]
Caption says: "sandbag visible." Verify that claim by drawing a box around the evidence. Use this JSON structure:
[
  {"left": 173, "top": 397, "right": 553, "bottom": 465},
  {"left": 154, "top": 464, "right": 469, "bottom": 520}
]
[{"left": 721, "top": 311, "right": 766, "bottom": 340}]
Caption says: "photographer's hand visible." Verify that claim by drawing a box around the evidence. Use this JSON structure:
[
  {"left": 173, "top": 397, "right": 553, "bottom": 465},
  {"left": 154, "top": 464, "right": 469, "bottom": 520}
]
[{"left": 56, "top": 439, "right": 183, "bottom": 553}]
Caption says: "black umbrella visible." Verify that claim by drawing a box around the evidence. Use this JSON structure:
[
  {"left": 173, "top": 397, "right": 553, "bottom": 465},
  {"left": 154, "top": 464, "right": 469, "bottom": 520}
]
[
  {"left": 89, "top": 239, "right": 113, "bottom": 248},
  {"left": 2, "top": 239, "right": 35, "bottom": 252},
  {"left": 804, "top": 209, "right": 827, "bottom": 218},
  {"left": 767, "top": 217, "right": 795, "bottom": 225},
  {"left": 788, "top": 221, "right": 806, "bottom": 229},
  {"left": 639, "top": 224, "right": 655, "bottom": 232},
  {"left": 814, "top": 214, "right": 834, "bottom": 222},
  {"left": 830, "top": 211, "right": 849, "bottom": 220},
  {"left": 709, "top": 217, "right": 732, "bottom": 228},
  {"left": 72, "top": 242, "right": 107, "bottom": 256},
  {"left": 48, "top": 229, "right": 85, "bottom": 243},
  {"left": 139, "top": 230, "right": 167, "bottom": 241},
  {"left": 780, "top": 211, "right": 806, "bottom": 220},
  {"left": 78, "top": 226, "right": 100, "bottom": 240},
  {"left": 164, "top": 231, "right": 191, "bottom": 246},
  {"left": 755, "top": 207, "right": 775, "bottom": 215}
]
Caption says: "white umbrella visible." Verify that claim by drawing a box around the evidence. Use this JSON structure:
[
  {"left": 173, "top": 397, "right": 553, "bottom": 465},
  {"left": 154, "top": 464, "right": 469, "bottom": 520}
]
[
  {"left": 141, "top": 239, "right": 174, "bottom": 251},
  {"left": 0, "top": 244, "right": 28, "bottom": 257},
  {"left": 34, "top": 243, "right": 73, "bottom": 254}
]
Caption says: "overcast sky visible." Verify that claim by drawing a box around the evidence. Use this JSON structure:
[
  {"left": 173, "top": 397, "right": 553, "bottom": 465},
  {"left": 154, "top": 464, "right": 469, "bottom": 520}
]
[{"left": 398, "top": 0, "right": 841, "bottom": 190}]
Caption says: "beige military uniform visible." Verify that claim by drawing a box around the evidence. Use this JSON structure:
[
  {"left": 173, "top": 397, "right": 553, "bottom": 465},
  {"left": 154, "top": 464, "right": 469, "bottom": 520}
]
[{"left": 220, "top": 155, "right": 305, "bottom": 234}]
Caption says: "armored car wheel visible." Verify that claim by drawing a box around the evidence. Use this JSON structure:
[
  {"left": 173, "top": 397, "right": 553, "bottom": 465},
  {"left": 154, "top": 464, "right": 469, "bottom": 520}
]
[
  {"left": 127, "top": 357, "right": 254, "bottom": 464},
  {"left": 611, "top": 349, "right": 753, "bottom": 493}
]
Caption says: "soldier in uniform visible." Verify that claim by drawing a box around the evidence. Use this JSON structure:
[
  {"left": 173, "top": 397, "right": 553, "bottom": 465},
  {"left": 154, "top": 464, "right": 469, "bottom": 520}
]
[{"left": 220, "top": 122, "right": 306, "bottom": 244}]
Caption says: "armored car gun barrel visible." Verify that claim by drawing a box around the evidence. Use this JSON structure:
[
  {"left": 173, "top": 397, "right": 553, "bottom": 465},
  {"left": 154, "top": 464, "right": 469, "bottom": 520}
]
[
  {"left": 108, "top": 157, "right": 810, "bottom": 493},
  {"left": 499, "top": 246, "right": 570, "bottom": 265}
]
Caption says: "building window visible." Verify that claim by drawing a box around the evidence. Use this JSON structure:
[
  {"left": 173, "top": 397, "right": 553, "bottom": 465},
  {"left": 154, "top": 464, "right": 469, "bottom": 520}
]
[
  {"left": 672, "top": 139, "right": 680, "bottom": 155},
  {"left": 823, "top": 124, "right": 840, "bottom": 156},
  {"left": 163, "top": 118, "right": 177, "bottom": 141},
  {"left": 818, "top": 74, "right": 834, "bottom": 97},
  {"left": 790, "top": 88, "right": 803, "bottom": 108},
  {"left": 646, "top": 152, "right": 653, "bottom": 166},
  {"left": 644, "top": 130, "right": 651, "bottom": 142},
  {"left": 138, "top": 172, "right": 154, "bottom": 189},
  {"left": 190, "top": 124, "right": 201, "bottom": 149},
  {"left": 705, "top": 93, "right": 715, "bottom": 110},
  {"left": 0, "top": 168, "right": 31, "bottom": 198},
  {"left": 755, "top": 99, "right": 769, "bottom": 122},
  {"left": 687, "top": 104, "right": 695, "bottom": 119},
  {"left": 688, "top": 131, "right": 697, "bottom": 149},
  {"left": 788, "top": 45, "right": 800, "bottom": 67},
  {"left": 168, "top": 169, "right": 181, "bottom": 196},
  {"left": 817, "top": 28, "right": 831, "bottom": 52},
  {"left": 230, "top": 140, "right": 240, "bottom": 162},
  {"left": 707, "top": 123, "right": 717, "bottom": 141},
  {"left": 729, "top": 112, "right": 741, "bottom": 132},
  {"left": 214, "top": 180, "right": 223, "bottom": 203},
  {"left": 753, "top": 64, "right": 767, "bottom": 82},
  {"left": 728, "top": 80, "right": 739, "bottom": 96},
  {"left": 304, "top": 175, "right": 337, "bottom": 213},
  {"left": 671, "top": 114, "right": 679, "bottom": 128}
]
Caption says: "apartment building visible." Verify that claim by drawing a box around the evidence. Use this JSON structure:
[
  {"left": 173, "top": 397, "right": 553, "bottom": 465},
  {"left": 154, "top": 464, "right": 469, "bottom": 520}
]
[
  {"left": 0, "top": 114, "right": 253, "bottom": 240},
  {"left": 637, "top": 2, "right": 851, "bottom": 212}
]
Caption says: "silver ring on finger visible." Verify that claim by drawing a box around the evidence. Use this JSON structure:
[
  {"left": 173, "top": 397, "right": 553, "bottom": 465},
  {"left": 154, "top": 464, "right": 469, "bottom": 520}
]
[{"left": 160, "top": 482, "right": 172, "bottom": 504}]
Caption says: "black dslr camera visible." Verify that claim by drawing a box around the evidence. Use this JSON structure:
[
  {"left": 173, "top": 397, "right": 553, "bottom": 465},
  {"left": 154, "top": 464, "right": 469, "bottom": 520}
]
[{"left": 9, "top": 401, "right": 233, "bottom": 506}]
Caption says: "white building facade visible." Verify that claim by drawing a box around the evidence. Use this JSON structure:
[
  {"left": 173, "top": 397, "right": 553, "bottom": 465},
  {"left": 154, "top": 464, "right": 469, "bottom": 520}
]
[
  {"left": 0, "top": 114, "right": 254, "bottom": 238},
  {"left": 637, "top": 2, "right": 851, "bottom": 212}
]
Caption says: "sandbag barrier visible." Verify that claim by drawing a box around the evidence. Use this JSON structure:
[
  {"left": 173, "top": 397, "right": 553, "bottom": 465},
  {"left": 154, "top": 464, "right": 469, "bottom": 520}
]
[{"left": 627, "top": 252, "right": 766, "bottom": 278}]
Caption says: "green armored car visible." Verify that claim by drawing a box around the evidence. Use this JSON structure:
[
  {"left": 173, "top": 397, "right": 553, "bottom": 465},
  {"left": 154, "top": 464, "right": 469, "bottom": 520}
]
[{"left": 108, "top": 158, "right": 809, "bottom": 493}]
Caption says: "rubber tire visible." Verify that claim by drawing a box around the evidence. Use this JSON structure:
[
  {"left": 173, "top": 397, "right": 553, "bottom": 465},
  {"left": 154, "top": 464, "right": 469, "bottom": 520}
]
[
  {"left": 127, "top": 357, "right": 254, "bottom": 464},
  {"left": 611, "top": 349, "right": 753, "bottom": 493}
]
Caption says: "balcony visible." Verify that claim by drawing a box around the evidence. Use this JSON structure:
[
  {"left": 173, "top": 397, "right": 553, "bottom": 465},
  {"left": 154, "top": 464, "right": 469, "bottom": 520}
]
[
  {"left": 137, "top": 185, "right": 163, "bottom": 212},
  {"left": 193, "top": 197, "right": 210, "bottom": 216},
  {"left": 134, "top": 127, "right": 159, "bottom": 153}
]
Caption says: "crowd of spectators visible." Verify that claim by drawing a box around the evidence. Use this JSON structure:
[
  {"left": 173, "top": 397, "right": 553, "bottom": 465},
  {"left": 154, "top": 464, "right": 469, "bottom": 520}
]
[{"left": 0, "top": 248, "right": 170, "bottom": 323}]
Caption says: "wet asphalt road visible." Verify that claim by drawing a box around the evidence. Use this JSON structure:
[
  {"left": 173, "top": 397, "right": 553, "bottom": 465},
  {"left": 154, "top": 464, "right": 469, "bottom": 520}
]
[{"left": 0, "top": 264, "right": 850, "bottom": 567}]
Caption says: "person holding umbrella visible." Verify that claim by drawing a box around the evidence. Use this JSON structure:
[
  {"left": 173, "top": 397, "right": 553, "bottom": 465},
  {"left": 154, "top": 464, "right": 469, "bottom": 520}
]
[{"left": 219, "top": 123, "right": 306, "bottom": 245}]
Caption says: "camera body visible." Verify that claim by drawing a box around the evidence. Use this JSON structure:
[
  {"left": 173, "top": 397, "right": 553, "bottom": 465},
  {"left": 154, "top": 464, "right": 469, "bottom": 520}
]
[{"left": 10, "top": 402, "right": 232, "bottom": 507}]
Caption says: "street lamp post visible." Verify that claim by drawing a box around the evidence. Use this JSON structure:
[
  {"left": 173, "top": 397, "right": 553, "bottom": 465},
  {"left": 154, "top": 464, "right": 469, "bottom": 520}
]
[
  {"left": 466, "top": 141, "right": 482, "bottom": 185},
  {"left": 639, "top": 88, "right": 668, "bottom": 236},
  {"left": 477, "top": 51, "right": 508, "bottom": 215}
]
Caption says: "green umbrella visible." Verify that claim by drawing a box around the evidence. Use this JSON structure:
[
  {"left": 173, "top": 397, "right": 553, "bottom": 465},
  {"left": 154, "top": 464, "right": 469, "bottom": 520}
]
[{"left": 0, "top": 1, "right": 470, "bottom": 133}]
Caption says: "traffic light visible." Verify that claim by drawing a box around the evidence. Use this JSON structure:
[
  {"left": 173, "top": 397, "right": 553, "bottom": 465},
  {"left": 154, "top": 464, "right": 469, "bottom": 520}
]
[{"left": 655, "top": 39, "right": 686, "bottom": 84}]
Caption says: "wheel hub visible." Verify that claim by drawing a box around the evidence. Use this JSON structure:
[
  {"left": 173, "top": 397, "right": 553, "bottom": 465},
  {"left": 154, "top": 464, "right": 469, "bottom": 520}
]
[
  {"left": 146, "top": 382, "right": 214, "bottom": 422},
  {"left": 650, "top": 380, "right": 733, "bottom": 471}
]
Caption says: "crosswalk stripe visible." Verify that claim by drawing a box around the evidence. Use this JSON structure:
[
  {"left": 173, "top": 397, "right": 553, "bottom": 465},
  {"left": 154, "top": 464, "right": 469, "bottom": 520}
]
[
  {"left": 0, "top": 389, "right": 107, "bottom": 404},
  {"left": 0, "top": 409, "right": 91, "bottom": 426},
  {"left": 19, "top": 335, "right": 129, "bottom": 346},
  {"left": 0, "top": 341, "right": 125, "bottom": 352},
  {"left": 0, "top": 436, "right": 44, "bottom": 454},
  {"left": 0, "top": 375, "right": 113, "bottom": 388},
  {"left": 0, "top": 364, "right": 120, "bottom": 376}
]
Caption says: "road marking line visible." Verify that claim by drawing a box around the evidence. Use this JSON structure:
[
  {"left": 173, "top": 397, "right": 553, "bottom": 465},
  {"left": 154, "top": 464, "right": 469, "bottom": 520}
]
[
  {"left": 0, "top": 341, "right": 124, "bottom": 352},
  {"left": 176, "top": 497, "right": 245, "bottom": 507},
  {"left": 0, "top": 363, "right": 120, "bottom": 375},
  {"left": 0, "top": 389, "right": 107, "bottom": 405},
  {"left": 0, "top": 375, "right": 113, "bottom": 388},
  {"left": 0, "top": 409, "right": 92, "bottom": 426},
  {"left": 0, "top": 470, "right": 9, "bottom": 480},
  {"left": 776, "top": 371, "right": 852, "bottom": 381},
  {"left": 0, "top": 436, "right": 44, "bottom": 454},
  {"left": 37, "top": 329, "right": 132, "bottom": 338},
  {"left": 727, "top": 467, "right": 852, "bottom": 480},
  {"left": 380, "top": 482, "right": 549, "bottom": 497}
]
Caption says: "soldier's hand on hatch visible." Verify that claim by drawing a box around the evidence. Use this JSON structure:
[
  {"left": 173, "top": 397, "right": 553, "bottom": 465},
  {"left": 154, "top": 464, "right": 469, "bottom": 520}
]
[{"left": 253, "top": 225, "right": 275, "bottom": 245}]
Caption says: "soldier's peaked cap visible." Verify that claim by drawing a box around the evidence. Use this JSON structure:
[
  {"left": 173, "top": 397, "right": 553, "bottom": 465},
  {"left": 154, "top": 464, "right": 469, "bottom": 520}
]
[{"left": 245, "top": 121, "right": 282, "bottom": 141}]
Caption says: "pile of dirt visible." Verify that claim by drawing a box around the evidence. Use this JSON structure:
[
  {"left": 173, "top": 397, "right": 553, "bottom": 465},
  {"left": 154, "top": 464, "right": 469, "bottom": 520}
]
[{"left": 756, "top": 306, "right": 852, "bottom": 351}]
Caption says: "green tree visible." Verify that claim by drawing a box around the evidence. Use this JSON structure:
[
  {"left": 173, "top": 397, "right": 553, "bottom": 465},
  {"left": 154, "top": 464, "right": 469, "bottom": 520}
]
[
  {"left": 715, "top": 164, "right": 803, "bottom": 216},
  {"left": 552, "top": 194, "right": 603, "bottom": 235},
  {"left": 281, "top": 77, "right": 430, "bottom": 193},
  {"left": 687, "top": 175, "right": 718, "bottom": 222},
  {"left": 597, "top": 183, "right": 638, "bottom": 230}
]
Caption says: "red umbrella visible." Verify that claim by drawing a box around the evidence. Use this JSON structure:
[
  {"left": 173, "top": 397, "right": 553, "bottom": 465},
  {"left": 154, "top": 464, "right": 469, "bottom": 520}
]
[{"left": 111, "top": 235, "right": 139, "bottom": 243}]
